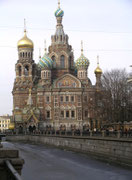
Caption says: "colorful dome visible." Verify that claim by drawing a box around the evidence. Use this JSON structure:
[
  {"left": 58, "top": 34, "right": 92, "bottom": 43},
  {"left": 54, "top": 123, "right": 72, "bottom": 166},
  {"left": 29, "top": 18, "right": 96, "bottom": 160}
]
[
  {"left": 55, "top": 8, "right": 64, "bottom": 17},
  {"left": 39, "top": 53, "right": 53, "bottom": 69},
  {"left": 76, "top": 54, "right": 89, "bottom": 69},
  {"left": 17, "top": 30, "right": 34, "bottom": 49}
]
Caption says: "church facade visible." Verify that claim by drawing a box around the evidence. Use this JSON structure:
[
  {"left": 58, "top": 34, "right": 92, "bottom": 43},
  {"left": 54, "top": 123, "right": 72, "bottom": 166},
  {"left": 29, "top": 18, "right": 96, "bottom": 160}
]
[{"left": 12, "top": 2, "right": 103, "bottom": 132}]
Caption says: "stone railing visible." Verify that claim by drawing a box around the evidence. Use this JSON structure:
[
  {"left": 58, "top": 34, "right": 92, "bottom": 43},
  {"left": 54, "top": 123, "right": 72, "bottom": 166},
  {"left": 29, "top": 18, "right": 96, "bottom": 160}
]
[{"left": 0, "top": 137, "right": 24, "bottom": 180}]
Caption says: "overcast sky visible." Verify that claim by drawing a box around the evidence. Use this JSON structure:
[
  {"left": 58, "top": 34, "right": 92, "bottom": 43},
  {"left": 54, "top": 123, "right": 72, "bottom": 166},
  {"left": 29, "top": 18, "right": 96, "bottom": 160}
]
[{"left": 0, "top": 0, "right": 132, "bottom": 115}]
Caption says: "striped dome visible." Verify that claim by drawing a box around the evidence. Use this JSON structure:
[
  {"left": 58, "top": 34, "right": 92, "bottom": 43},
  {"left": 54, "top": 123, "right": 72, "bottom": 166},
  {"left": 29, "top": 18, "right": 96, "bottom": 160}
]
[
  {"left": 76, "top": 54, "right": 90, "bottom": 69},
  {"left": 55, "top": 8, "right": 64, "bottom": 17},
  {"left": 39, "top": 53, "right": 53, "bottom": 69}
]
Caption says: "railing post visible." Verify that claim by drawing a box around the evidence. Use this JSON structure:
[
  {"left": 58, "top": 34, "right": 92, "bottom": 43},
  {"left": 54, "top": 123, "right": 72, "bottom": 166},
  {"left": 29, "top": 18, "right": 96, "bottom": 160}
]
[
  {"left": 80, "top": 131, "right": 83, "bottom": 136},
  {"left": 90, "top": 130, "right": 92, "bottom": 137},
  {"left": 117, "top": 130, "right": 121, "bottom": 138},
  {"left": 72, "top": 131, "right": 74, "bottom": 136},
  {"left": 102, "top": 130, "right": 105, "bottom": 137}
]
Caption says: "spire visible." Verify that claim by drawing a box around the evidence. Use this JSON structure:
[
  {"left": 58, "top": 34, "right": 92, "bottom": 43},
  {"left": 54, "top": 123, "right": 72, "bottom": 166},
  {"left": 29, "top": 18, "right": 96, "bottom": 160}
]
[
  {"left": 24, "top": 18, "right": 26, "bottom": 33},
  {"left": 81, "top": 40, "right": 83, "bottom": 55},
  {"left": 24, "top": 18, "right": 27, "bottom": 37},
  {"left": 58, "top": 0, "right": 60, "bottom": 8},
  {"left": 27, "top": 88, "right": 33, "bottom": 106},
  {"left": 97, "top": 55, "right": 99, "bottom": 67}
]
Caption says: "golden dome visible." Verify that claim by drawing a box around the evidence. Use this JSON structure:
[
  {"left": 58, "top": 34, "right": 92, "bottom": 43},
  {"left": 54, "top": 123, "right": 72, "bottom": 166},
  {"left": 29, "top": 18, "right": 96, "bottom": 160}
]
[
  {"left": 17, "top": 30, "right": 34, "bottom": 49},
  {"left": 94, "top": 55, "right": 102, "bottom": 74},
  {"left": 95, "top": 66, "right": 102, "bottom": 74},
  {"left": 8, "top": 122, "right": 15, "bottom": 130}
]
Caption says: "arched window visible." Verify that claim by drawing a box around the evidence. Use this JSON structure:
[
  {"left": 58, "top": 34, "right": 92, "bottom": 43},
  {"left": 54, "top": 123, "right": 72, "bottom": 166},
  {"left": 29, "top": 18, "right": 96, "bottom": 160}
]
[
  {"left": 28, "top": 52, "right": 30, "bottom": 58},
  {"left": 18, "top": 66, "right": 22, "bottom": 76},
  {"left": 24, "top": 65, "right": 29, "bottom": 76},
  {"left": 25, "top": 52, "right": 27, "bottom": 57},
  {"left": 44, "top": 71, "right": 46, "bottom": 77},
  {"left": 20, "top": 53, "right": 22, "bottom": 58},
  {"left": 51, "top": 56, "right": 56, "bottom": 68},
  {"left": 60, "top": 55, "right": 65, "bottom": 68},
  {"left": 23, "top": 52, "right": 24, "bottom": 57}
]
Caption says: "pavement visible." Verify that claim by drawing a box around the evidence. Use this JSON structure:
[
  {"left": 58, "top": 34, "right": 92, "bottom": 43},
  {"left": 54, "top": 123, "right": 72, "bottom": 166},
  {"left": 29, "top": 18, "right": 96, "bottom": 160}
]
[{"left": 2, "top": 141, "right": 132, "bottom": 180}]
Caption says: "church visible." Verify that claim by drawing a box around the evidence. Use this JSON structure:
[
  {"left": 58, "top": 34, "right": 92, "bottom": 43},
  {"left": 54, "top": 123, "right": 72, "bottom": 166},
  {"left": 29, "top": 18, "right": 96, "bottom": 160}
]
[{"left": 12, "top": 1, "right": 103, "bottom": 132}]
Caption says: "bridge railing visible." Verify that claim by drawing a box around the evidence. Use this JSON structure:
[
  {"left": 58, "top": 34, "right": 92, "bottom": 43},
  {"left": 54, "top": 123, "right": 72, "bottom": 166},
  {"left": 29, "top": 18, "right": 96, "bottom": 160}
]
[
  {"left": 6, "top": 129, "right": 132, "bottom": 139},
  {"left": 5, "top": 160, "right": 23, "bottom": 180}
]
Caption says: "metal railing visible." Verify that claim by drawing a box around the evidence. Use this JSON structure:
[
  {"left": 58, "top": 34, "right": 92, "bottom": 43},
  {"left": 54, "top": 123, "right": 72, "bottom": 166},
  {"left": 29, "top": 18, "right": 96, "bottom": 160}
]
[
  {"left": 7, "top": 129, "right": 132, "bottom": 139},
  {"left": 5, "top": 160, "right": 23, "bottom": 180}
]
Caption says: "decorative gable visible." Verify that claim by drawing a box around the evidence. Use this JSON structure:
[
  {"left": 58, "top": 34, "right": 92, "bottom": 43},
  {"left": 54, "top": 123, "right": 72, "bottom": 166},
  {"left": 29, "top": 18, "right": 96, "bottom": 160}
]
[{"left": 53, "top": 74, "right": 81, "bottom": 88}]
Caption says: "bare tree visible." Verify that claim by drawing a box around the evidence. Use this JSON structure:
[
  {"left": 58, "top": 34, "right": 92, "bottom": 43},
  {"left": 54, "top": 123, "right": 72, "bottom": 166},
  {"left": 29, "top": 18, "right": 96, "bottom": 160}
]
[{"left": 101, "top": 69, "right": 132, "bottom": 124}]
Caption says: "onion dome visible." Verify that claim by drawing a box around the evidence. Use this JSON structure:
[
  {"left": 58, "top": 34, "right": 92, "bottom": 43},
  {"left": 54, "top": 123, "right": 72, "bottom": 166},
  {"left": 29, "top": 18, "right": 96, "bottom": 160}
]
[
  {"left": 76, "top": 41, "right": 90, "bottom": 69},
  {"left": 38, "top": 42, "right": 53, "bottom": 69},
  {"left": 55, "top": 0, "right": 64, "bottom": 17},
  {"left": 17, "top": 30, "right": 34, "bottom": 49},
  {"left": 94, "top": 56, "right": 102, "bottom": 74},
  {"left": 39, "top": 54, "right": 53, "bottom": 69}
]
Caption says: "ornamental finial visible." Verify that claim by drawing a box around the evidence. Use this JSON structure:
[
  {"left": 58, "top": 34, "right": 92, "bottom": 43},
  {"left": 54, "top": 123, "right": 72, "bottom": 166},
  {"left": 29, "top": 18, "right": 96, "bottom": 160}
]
[
  {"left": 81, "top": 40, "right": 83, "bottom": 55},
  {"left": 58, "top": 0, "right": 60, "bottom": 8},
  {"left": 39, "top": 48, "right": 41, "bottom": 59},
  {"left": 24, "top": 18, "right": 26, "bottom": 33},
  {"left": 44, "top": 40, "right": 47, "bottom": 53},
  {"left": 97, "top": 55, "right": 99, "bottom": 66}
]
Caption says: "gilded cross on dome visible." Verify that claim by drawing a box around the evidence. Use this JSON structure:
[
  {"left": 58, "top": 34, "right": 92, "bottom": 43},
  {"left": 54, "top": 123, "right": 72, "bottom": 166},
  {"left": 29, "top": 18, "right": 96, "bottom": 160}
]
[
  {"left": 58, "top": 0, "right": 60, "bottom": 8},
  {"left": 81, "top": 40, "right": 83, "bottom": 55}
]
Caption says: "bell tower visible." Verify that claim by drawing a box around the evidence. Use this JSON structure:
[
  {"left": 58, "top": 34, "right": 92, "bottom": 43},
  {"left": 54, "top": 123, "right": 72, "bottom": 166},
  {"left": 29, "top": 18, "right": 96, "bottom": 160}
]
[
  {"left": 48, "top": 0, "right": 75, "bottom": 79},
  {"left": 15, "top": 19, "right": 36, "bottom": 83},
  {"left": 13, "top": 20, "right": 37, "bottom": 124}
]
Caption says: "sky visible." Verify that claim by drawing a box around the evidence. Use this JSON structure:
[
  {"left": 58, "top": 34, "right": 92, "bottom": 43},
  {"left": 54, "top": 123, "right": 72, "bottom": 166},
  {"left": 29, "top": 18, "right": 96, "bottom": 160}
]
[{"left": 0, "top": 0, "right": 132, "bottom": 115}]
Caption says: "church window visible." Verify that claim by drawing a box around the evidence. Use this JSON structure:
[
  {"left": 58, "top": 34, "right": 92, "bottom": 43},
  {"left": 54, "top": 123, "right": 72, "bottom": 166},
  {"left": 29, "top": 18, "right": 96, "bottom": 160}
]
[
  {"left": 25, "top": 52, "right": 27, "bottom": 57},
  {"left": 60, "top": 35, "right": 62, "bottom": 41},
  {"left": 71, "top": 96, "right": 74, "bottom": 102},
  {"left": 60, "top": 96, "right": 63, "bottom": 102},
  {"left": 66, "top": 96, "right": 69, "bottom": 102},
  {"left": 60, "top": 111, "right": 64, "bottom": 118},
  {"left": 85, "top": 110, "right": 88, "bottom": 117},
  {"left": 24, "top": 65, "right": 29, "bottom": 76},
  {"left": 18, "top": 66, "right": 22, "bottom": 76},
  {"left": 66, "top": 111, "right": 69, "bottom": 118},
  {"left": 46, "top": 111, "right": 50, "bottom": 118},
  {"left": 71, "top": 111, "right": 75, "bottom": 118},
  {"left": 28, "top": 52, "right": 30, "bottom": 57},
  {"left": 20, "top": 53, "right": 22, "bottom": 57},
  {"left": 81, "top": 72, "right": 82, "bottom": 78},
  {"left": 51, "top": 56, "right": 56, "bottom": 68},
  {"left": 31, "top": 52, "right": 32, "bottom": 58},
  {"left": 60, "top": 55, "right": 65, "bottom": 68},
  {"left": 48, "top": 72, "right": 50, "bottom": 77},
  {"left": 44, "top": 72, "right": 46, "bottom": 77},
  {"left": 46, "top": 96, "right": 50, "bottom": 102},
  {"left": 23, "top": 52, "right": 24, "bottom": 57}
]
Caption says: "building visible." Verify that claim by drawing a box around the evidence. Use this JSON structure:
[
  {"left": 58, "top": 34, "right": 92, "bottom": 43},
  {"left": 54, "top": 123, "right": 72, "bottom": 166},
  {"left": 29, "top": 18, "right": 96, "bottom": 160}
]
[
  {"left": 12, "top": 1, "right": 104, "bottom": 132},
  {"left": 0, "top": 115, "right": 12, "bottom": 132}
]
